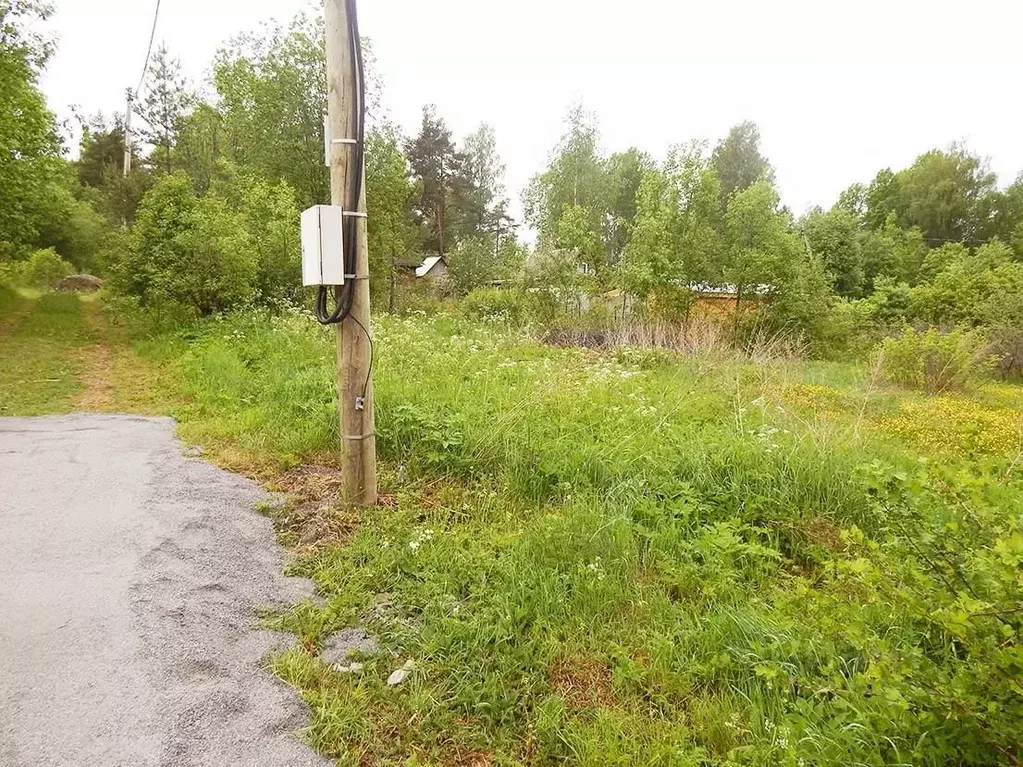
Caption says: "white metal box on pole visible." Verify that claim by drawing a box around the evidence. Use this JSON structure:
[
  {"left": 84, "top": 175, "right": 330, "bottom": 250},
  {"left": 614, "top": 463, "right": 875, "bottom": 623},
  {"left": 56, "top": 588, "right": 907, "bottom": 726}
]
[{"left": 300, "top": 205, "right": 346, "bottom": 286}]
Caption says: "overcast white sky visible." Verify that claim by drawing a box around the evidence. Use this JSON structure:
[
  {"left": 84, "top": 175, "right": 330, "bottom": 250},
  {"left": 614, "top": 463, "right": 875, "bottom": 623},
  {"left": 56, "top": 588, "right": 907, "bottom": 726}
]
[{"left": 41, "top": 0, "right": 1023, "bottom": 223}]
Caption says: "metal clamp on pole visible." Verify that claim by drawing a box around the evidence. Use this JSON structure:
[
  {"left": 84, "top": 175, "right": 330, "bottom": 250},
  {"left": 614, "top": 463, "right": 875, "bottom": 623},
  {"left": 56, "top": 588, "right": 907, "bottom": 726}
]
[{"left": 343, "top": 431, "right": 376, "bottom": 440}]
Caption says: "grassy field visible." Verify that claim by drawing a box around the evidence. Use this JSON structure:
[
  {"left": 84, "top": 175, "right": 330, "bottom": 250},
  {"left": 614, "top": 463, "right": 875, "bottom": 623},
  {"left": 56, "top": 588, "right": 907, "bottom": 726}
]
[{"left": 3, "top": 291, "right": 1023, "bottom": 765}]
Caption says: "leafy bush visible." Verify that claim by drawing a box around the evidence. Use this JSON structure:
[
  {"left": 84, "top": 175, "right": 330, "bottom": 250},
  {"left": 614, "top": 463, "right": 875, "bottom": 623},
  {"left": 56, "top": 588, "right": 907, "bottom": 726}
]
[
  {"left": 23, "top": 248, "right": 74, "bottom": 288},
  {"left": 815, "top": 298, "right": 877, "bottom": 359},
  {"left": 210, "top": 164, "right": 301, "bottom": 303},
  {"left": 34, "top": 182, "right": 112, "bottom": 272},
  {"left": 908, "top": 242, "right": 1023, "bottom": 327},
  {"left": 446, "top": 237, "right": 510, "bottom": 296},
  {"left": 874, "top": 327, "right": 993, "bottom": 394},
  {"left": 108, "top": 170, "right": 299, "bottom": 317},
  {"left": 981, "top": 291, "right": 1023, "bottom": 379},
  {"left": 0, "top": 260, "right": 25, "bottom": 287},
  {"left": 987, "top": 326, "right": 1023, "bottom": 380},
  {"left": 836, "top": 462, "right": 1023, "bottom": 762},
  {"left": 460, "top": 287, "right": 526, "bottom": 324}
]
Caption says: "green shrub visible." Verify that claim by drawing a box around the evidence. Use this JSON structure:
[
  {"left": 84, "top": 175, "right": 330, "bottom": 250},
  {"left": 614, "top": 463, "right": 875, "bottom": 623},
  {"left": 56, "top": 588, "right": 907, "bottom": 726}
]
[
  {"left": 874, "top": 327, "right": 994, "bottom": 394},
  {"left": 110, "top": 173, "right": 255, "bottom": 315},
  {"left": 211, "top": 165, "right": 301, "bottom": 303},
  {"left": 106, "top": 170, "right": 301, "bottom": 318},
  {"left": 981, "top": 292, "right": 1023, "bottom": 379},
  {"left": 0, "top": 260, "right": 25, "bottom": 288},
  {"left": 987, "top": 326, "right": 1023, "bottom": 380},
  {"left": 816, "top": 298, "right": 877, "bottom": 359},
  {"left": 461, "top": 287, "right": 527, "bottom": 324},
  {"left": 23, "top": 248, "right": 74, "bottom": 288}
]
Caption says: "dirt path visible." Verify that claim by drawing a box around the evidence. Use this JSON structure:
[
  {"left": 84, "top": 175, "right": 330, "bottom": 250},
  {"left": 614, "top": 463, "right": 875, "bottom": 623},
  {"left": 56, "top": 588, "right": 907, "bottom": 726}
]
[
  {"left": 0, "top": 414, "right": 330, "bottom": 767},
  {"left": 72, "top": 301, "right": 116, "bottom": 411}
]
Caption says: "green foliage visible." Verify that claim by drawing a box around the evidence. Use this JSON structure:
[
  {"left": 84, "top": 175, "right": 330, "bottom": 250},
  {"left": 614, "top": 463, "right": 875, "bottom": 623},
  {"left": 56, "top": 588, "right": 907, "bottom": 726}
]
[
  {"left": 406, "top": 104, "right": 461, "bottom": 254},
  {"left": 521, "top": 246, "right": 593, "bottom": 321},
  {"left": 1, "top": 246, "right": 75, "bottom": 288},
  {"left": 365, "top": 125, "right": 420, "bottom": 306},
  {"left": 34, "top": 169, "right": 112, "bottom": 271},
  {"left": 834, "top": 462, "right": 1023, "bottom": 762},
  {"left": 603, "top": 147, "right": 654, "bottom": 261},
  {"left": 173, "top": 103, "right": 221, "bottom": 195},
  {"left": 0, "top": 0, "right": 62, "bottom": 259},
  {"left": 802, "top": 206, "right": 864, "bottom": 297},
  {"left": 109, "top": 171, "right": 296, "bottom": 315},
  {"left": 860, "top": 275, "right": 912, "bottom": 326},
  {"left": 136, "top": 45, "right": 191, "bottom": 174},
  {"left": 219, "top": 168, "right": 302, "bottom": 303},
  {"left": 619, "top": 143, "right": 722, "bottom": 304},
  {"left": 213, "top": 12, "right": 329, "bottom": 207},
  {"left": 710, "top": 120, "right": 775, "bottom": 203},
  {"left": 22, "top": 247, "right": 72, "bottom": 287},
  {"left": 865, "top": 215, "right": 929, "bottom": 286},
  {"left": 721, "top": 180, "right": 801, "bottom": 303},
  {"left": 861, "top": 147, "right": 1012, "bottom": 251},
  {"left": 875, "top": 327, "right": 994, "bottom": 394},
  {"left": 454, "top": 123, "right": 514, "bottom": 247},
  {"left": 815, "top": 298, "right": 877, "bottom": 358},
  {"left": 524, "top": 105, "right": 612, "bottom": 272},
  {"left": 76, "top": 115, "right": 126, "bottom": 189},
  {"left": 460, "top": 286, "right": 527, "bottom": 324},
  {"left": 527, "top": 115, "right": 655, "bottom": 279},
  {"left": 445, "top": 236, "right": 522, "bottom": 296},
  {"left": 909, "top": 241, "right": 1023, "bottom": 327},
  {"left": 405, "top": 107, "right": 511, "bottom": 258},
  {"left": 894, "top": 146, "right": 997, "bottom": 244}
]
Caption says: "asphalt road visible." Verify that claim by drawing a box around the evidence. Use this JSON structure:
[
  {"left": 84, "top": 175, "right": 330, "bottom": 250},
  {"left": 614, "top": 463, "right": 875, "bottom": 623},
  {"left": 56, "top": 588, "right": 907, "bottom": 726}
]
[{"left": 0, "top": 414, "right": 330, "bottom": 767}]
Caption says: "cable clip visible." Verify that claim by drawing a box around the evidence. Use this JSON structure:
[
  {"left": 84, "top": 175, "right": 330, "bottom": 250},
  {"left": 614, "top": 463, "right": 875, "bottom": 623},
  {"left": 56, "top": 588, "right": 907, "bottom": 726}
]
[
  {"left": 331, "top": 138, "right": 358, "bottom": 145},
  {"left": 342, "top": 211, "right": 368, "bottom": 219}
]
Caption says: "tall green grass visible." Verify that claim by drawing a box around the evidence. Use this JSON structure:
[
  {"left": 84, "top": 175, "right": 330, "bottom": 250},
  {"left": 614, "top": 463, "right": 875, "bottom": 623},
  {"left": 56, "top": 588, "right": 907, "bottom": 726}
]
[{"left": 145, "top": 308, "right": 1023, "bottom": 765}]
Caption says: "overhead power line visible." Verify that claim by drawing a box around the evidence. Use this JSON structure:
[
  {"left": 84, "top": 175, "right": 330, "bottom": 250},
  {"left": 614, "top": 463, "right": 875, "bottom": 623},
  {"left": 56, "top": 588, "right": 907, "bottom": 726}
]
[{"left": 135, "top": 0, "right": 162, "bottom": 95}]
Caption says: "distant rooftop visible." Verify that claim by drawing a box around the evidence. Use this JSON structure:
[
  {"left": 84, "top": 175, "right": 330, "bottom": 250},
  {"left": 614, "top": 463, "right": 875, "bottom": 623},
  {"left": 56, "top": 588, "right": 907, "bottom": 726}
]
[{"left": 415, "top": 256, "right": 445, "bottom": 278}]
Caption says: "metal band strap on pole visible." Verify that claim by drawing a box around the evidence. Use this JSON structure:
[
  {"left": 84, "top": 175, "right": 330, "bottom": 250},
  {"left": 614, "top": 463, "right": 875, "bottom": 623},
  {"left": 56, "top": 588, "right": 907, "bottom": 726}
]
[{"left": 342, "top": 431, "right": 376, "bottom": 440}]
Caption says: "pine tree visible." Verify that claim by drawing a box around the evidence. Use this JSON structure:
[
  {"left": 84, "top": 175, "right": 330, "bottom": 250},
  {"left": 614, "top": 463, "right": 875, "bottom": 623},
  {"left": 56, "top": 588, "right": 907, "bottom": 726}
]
[
  {"left": 137, "top": 44, "right": 190, "bottom": 174},
  {"left": 405, "top": 105, "right": 465, "bottom": 255}
]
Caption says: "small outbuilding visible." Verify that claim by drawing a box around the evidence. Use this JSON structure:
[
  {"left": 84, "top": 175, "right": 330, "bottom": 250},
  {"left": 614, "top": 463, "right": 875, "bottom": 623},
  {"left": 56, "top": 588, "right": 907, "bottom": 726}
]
[{"left": 415, "top": 256, "right": 448, "bottom": 282}]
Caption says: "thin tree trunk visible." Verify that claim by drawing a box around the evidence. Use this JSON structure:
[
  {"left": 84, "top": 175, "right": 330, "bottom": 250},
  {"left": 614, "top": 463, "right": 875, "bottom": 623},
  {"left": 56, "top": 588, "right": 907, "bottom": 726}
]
[{"left": 437, "top": 198, "right": 445, "bottom": 255}]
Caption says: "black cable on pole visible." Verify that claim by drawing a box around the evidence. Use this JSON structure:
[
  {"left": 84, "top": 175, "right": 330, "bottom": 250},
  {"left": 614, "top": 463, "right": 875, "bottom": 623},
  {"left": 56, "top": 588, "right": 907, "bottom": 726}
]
[
  {"left": 316, "top": 0, "right": 366, "bottom": 328},
  {"left": 135, "top": 0, "right": 162, "bottom": 95}
]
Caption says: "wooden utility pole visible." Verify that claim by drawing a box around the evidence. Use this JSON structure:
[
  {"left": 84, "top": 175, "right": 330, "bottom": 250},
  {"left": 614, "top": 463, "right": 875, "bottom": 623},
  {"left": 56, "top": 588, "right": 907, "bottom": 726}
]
[
  {"left": 324, "top": 0, "right": 377, "bottom": 506},
  {"left": 123, "top": 88, "right": 133, "bottom": 176}
]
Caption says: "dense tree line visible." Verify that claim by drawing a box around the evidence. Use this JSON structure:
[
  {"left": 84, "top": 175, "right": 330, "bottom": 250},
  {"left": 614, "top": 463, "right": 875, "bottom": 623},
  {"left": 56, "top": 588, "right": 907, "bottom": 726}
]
[
  {"left": 3, "top": 3, "right": 1023, "bottom": 353},
  {"left": 0, "top": 0, "right": 109, "bottom": 278}
]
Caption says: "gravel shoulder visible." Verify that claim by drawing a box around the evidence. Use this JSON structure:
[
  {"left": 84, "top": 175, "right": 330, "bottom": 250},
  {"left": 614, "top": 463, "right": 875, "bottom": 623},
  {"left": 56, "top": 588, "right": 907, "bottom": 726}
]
[{"left": 0, "top": 414, "right": 331, "bottom": 767}]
